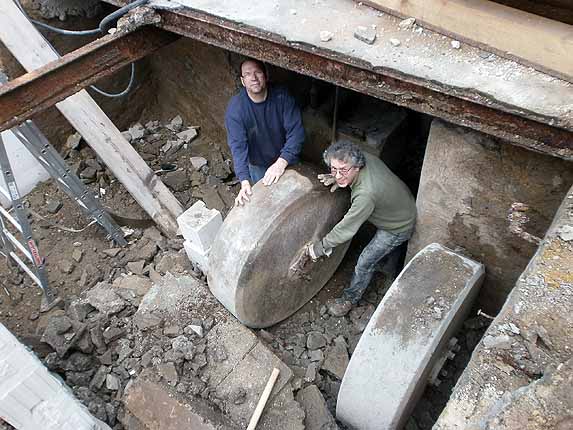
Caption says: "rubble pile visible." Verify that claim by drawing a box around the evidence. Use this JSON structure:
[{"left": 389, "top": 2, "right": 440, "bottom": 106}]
[
  {"left": 28, "top": 253, "right": 490, "bottom": 430},
  {"left": 64, "top": 116, "right": 237, "bottom": 216}
]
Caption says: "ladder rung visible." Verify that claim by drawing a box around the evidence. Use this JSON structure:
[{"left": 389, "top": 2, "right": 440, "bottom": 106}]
[
  {"left": 3, "top": 229, "right": 32, "bottom": 261},
  {"left": 0, "top": 206, "right": 23, "bottom": 233}
]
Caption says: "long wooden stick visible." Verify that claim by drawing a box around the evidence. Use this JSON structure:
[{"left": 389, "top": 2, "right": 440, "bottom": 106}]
[{"left": 247, "top": 368, "right": 280, "bottom": 430}]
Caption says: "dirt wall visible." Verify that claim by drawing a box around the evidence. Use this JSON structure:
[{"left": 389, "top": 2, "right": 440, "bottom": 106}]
[{"left": 408, "top": 120, "right": 573, "bottom": 312}]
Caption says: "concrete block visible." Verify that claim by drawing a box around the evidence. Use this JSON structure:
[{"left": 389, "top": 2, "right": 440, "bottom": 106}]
[
  {"left": 183, "top": 240, "right": 210, "bottom": 273},
  {"left": 177, "top": 200, "right": 222, "bottom": 251},
  {"left": 336, "top": 243, "right": 484, "bottom": 430},
  {"left": 208, "top": 165, "right": 350, "bottom": 328}
]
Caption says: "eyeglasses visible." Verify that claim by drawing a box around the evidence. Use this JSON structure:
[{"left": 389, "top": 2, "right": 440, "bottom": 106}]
[
  {"left": 330, "top": 165, "right": 355, "bottom": 176},
  {"left": 241, "top": 71, "right": 265, "bottom": 79}
]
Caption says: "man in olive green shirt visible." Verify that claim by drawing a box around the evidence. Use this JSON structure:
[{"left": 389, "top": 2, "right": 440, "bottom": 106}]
[{"left": 309, "top": 140, "right": 417, "bottom": 316}]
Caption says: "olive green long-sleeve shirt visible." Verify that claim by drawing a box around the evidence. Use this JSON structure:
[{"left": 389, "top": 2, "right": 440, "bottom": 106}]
[{"left": 322, "top": 153, "right": 416, "bottom": 248}]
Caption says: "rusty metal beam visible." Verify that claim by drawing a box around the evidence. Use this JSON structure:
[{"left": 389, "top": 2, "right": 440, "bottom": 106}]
[
  {"left": 0, "top": 27, "right": 178, "bottom": 133},
  {"left": 154, "top": 8, "right": 572, "bottom": 160}
]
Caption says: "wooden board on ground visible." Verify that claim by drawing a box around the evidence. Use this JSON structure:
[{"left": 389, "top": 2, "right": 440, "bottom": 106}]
[
  {"left": 361, "top": 0, "right": 573, "bottom": 82},
  {"left": 0, "top": 1, "right": 183, "bottom": 236}
]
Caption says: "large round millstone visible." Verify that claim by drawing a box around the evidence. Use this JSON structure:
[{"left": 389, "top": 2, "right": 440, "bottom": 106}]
[
  {"left": 207, "top": 165, "right": 350, "bottom": 328},
  {"left": 336, "top": 243, "right": 485, "bottom": 430}
]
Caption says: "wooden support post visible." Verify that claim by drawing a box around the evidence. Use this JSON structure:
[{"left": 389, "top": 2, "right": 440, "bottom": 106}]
[{"left": 0, "top": 1, "right": 183, "bottom": 236}]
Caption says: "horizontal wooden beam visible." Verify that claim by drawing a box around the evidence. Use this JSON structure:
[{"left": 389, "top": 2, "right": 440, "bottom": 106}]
[
  {"left": 0, "top": 27, "right": 178, "bottom": 132},
  {"left": 361, "top": 0, "right": 573, "bottom": 83}
]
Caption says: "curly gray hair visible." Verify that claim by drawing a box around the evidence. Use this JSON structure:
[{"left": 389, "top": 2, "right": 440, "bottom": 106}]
[{"left": 323, "top": 140, "right": 366, "bottom": 169}]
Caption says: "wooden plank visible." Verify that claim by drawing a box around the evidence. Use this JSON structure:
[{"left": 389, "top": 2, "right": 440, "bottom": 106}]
[
  {"left": 361, "top": 0, "right": 573, "bottom": 82},
  {"left": 0, "top": 1, "right": 183, "bottom": 236},
  {"left": 0, "top": 27, "right": 178, "bottom": 133}
]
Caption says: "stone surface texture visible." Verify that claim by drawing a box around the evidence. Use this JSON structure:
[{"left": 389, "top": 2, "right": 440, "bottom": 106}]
[
  {"left": 208, "top": 165, "right": 350, "bottom": 328},
  {"left": 435, "top": 184, "right": 573, "bottom": 430},
  {"left": 296, "top": 385, "right": 339, "bottom": 430},
  {"left": 408, "top": 120, "right": 573, "bottom": 311},
  {"left": 126, "top": 275, "right": 304, "bottom": 430},
  {"left": 337, "top": 243, "right": 485, "bottom": 430}
]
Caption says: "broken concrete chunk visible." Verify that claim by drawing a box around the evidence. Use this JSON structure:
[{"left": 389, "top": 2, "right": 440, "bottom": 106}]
[
  {"left": 157, "top": 362, "right": 179, "bottom": 386},
  {"left": 177, "top": 127, "right": 198, "bottom": 144},
  {"left": 72, "top": 248, "right": 83, "bottom": 263},
  {"left": 398, "top": 17, "right": 416, "bottom": 29},
  {"left": 127, "top": 260, "right": 146, "bottom": 275},
  {"left": 128, "top": 123, "right": 145, "bottom": 140},
  {"left": 305, "top": 362, "right": 319, "bottom": 383},
  {"left": 46, "top": 199, "right": 63, "bottom": 214},
  {"left": 557, "top": 225, "right": 573, "bottom": 241},
  {"left": 103, "top": 326, "right": 126, "bottom": 344},
  {"left": 482, "top": 334, "right": 512, "bottom": 350},
  {"left": 59, "top": 260, "right": 75, "bottom": 274},
  {"left": 307, "top": 332, "right": 327, "bottom": 350},
  {"left": 66, "top": 132, "right": 82, "bottom": 150},
  {"left": 106, "top": 373, "right": 121, "bottom": 391},
  {"left": 321, "top": 338, "right": 349, "bottom": 380},
  {"left": 190, "top": 156, "right": 208, "bottom": 170},
  {"left": 86, "top": 283, "right": 127, "bottom": 315},
  {"left": 389, "top": 38, "right": 401, "bottom": 47},
  {"left": 164, "top": 325, "right": 182, "bottom": 337},
  {"left": 167, "top": 115, "right": 183, "bottom": 132},
  {"left": 296, "top": 385, "right": 339, "bottom": 430},
  {"left": 161, "top": 170, "right": 188, "bottom": 192},
  {"left": 320, "top": 30, "right": 334, "bottom": 42},
  {"left": 354, "top": 25, "right": 377, "bottom": 44}
]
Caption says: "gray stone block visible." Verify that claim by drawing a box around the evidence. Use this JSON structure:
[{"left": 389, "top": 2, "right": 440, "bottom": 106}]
[
  {"left": 208, "top": 165, "right": 350, "bottom": 328},
  {"left": 337, "top": 243, "right": 484, "bottom": 430}
]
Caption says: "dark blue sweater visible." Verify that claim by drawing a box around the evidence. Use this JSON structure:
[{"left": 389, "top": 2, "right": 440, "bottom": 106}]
[{"left": 224, "top": 85, "right": 304, "bottom": 182}]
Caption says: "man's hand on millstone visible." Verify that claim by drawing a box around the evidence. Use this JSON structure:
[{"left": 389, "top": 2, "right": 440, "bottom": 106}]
[{"left": 317, "top": 173, "right": 339, "bottom": 192}]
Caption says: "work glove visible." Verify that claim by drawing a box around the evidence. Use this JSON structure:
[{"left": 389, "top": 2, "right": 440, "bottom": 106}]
[
  {"left": 308, "top": 239, "right": 333, "bottom": 261},
  {"left": 317, "top": 173, "right": 339, "bottom": 193}
]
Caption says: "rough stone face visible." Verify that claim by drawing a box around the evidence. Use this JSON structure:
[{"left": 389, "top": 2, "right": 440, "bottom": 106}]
[
  {"left": 408, "top": 120, "right": 573, "bottom": 312},
  {"left": 125, "top": 376, "right": 239, "bottom": 430},
  {"left": 434, "top": 184, "right": 573, "bottom": 430},
  {"left": 296, "top": 385, "right": 339, "bottom": 430},
  {"left": 337, "top": 243, "right": 485, "bottom": 430},
  {"left": 85, "top": 283, "right": 127, "bottom": 316},
  {"left": 208, "top": 165, "right": 350, "bottom": 328}
]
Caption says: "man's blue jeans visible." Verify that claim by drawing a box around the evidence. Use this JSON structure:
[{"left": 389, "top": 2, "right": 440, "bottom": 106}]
[
  {"left": 342, "top": 227, "right": 413, "bottom": 304},
  {"left": 248, "top": 164, "right": 267, "bottom": 183}
]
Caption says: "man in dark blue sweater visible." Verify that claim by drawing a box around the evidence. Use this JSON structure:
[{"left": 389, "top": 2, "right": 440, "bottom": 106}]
[{"left": 225, "top": 59, "right": 305, "bottom": 205}]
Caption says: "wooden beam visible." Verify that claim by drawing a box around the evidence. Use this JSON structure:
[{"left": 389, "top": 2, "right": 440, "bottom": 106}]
[
  {"left": 0, "top": 1, "right": 183, "bottom": 236},
  {"left": 361, "top": 0, "right": 573, "bottom": 82},
  {"left": 0, "top": 27, "right": 178, "bottom": 133}
]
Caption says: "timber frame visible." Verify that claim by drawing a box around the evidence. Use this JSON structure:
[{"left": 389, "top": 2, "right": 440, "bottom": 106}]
[{"left": 1, "top": 0, "right": 572, "bottom": 160}]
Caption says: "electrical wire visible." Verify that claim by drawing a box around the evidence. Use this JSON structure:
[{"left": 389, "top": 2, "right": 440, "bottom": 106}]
[
  {"left": 12, "top": 0, "right": 147, "bottom": 97},
  {"left": 90, "top": 63, "right": 136, "bottom": 98},
  {"left": 13, "top": 0, "right": 149, "bottom": 36}
]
